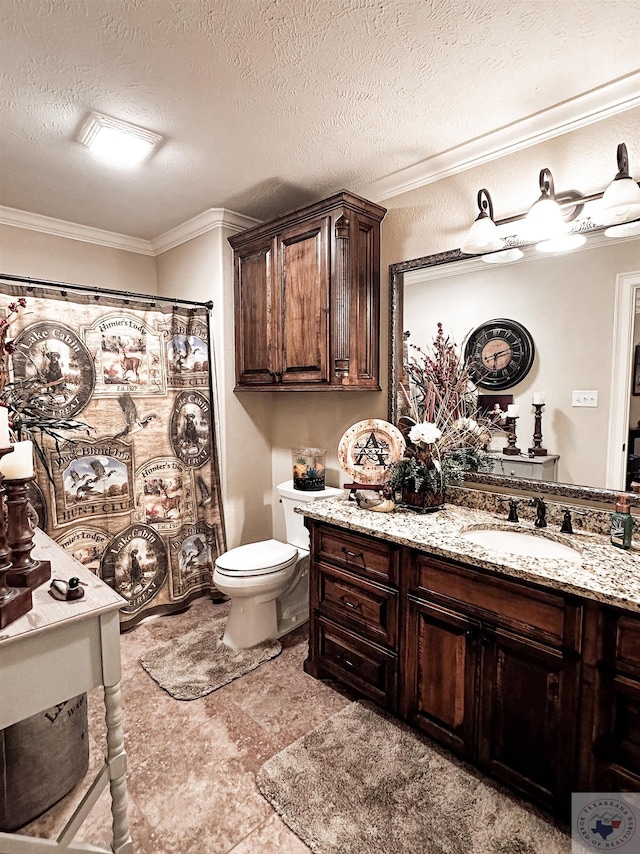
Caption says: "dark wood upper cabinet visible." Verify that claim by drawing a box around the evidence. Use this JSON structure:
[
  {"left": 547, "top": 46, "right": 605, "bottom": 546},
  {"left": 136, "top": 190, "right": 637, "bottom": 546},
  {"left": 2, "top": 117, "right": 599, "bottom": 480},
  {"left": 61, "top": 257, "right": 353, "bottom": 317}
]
[{"left": 229, "top": 192, "right": 386, "bottom": 391}]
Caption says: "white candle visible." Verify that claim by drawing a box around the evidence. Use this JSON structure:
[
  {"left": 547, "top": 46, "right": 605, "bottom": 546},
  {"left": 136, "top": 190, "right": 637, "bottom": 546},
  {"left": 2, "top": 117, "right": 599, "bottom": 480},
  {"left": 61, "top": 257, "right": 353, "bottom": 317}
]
[
  {"left": 532, "top": 392, "right": 545, "bottom": 405},
  {"left": 506, "top": 404, "right": 519, "bottom": 418},
  {"left": 0, "top": 407, "right": 10, "bottom": 448},
  {"left": 0, "top": 440, "right": 34, "bottom": 479}
]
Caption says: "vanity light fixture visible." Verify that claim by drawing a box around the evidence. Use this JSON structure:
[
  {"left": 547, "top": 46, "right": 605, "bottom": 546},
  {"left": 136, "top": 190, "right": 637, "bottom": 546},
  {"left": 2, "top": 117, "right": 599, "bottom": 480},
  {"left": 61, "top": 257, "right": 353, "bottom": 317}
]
[
  {"left": 77, "top": 111, "right": 162, "bottom": 167},
  {"left": 594, "top": 142, "right": 640, "bottom": 226},
  {"left": 604, "top": 220, "right": 640, "bottom": 238},
  {"left": 480, "top": 248, "right": 524, "bottom": 264},
  {"left": 460, "top": 189, "right": 504, "bottom": 254},
  {"left": 536, "top": 233, "right": 587, "bottom": 254},
  {"left": 522, "top": 168, "right": 568, "bottom": 242}
]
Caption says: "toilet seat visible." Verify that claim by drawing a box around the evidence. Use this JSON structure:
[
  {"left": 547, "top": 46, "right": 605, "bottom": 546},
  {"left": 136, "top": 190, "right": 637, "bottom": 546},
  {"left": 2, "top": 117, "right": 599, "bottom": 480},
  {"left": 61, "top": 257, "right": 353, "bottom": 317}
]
[{"left": 214, "top": 539, "right": 298, "bottom": 577}]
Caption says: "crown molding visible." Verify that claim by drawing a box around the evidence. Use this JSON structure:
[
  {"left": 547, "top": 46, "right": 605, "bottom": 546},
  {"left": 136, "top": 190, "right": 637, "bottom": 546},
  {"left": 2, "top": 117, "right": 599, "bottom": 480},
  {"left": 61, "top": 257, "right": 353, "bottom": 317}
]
[
  {"left": 0, "top": 205, "right": 154, "bottom": 255},
  {"left": 358, "top": 71, "right": 640, "bottom": 203},
  {"left": 151, "top": 208, "right": 261, "bottom": 255},
  {"left": 0, "top": 204, "right": 261, "bottom": 257}
]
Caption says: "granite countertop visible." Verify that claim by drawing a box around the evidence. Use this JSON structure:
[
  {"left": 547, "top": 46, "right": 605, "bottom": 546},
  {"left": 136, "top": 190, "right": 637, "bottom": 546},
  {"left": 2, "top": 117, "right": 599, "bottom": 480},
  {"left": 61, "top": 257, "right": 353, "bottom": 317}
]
[{"left": 297, "top": 497, "right": 640, "bottom": 614}]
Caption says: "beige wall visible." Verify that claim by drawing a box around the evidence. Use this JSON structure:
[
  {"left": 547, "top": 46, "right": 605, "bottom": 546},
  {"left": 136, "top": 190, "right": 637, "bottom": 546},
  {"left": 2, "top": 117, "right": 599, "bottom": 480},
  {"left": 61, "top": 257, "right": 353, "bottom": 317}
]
[
  {"left": 0, "top": 224, "right": 157, "bottom": 294},
  {"left": 155, "top": 225, "right": 276, "bottom": 549}
]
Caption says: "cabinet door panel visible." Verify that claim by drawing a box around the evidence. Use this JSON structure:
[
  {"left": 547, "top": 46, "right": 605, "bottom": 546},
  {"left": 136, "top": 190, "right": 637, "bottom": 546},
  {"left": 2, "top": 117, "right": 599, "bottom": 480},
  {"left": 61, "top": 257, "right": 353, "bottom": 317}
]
[
  {"left": 479, "top": 629, "right": 579, "bottom": 809},
  {"left": 405, "top": 598, "right": 479, "bottom": 757},
  {"left": 279, "top": 217, "right": 330, "bottom": 384},
  {"left": 596, "top": 674, "right": 640, "bottom": 780},
  {"left": 615, "top": 615, "right": 640, "bottom": 679},
  {"left": 234, "top": 238, "right": 277, "bottom": 385}
]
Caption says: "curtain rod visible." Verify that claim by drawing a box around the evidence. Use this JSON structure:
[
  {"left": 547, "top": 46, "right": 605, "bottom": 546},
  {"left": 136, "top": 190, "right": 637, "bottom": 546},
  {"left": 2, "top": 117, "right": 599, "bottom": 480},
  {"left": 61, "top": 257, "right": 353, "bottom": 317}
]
[{"left": 0, "top": 273, "right": 213, "bottom": 311}]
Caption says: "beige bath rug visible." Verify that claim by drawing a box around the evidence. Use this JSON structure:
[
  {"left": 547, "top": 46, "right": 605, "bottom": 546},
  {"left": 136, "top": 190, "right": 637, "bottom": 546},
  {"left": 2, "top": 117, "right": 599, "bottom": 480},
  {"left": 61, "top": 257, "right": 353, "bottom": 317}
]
[
  {"left": 140, "top": 616, "right": 282, "bottom": 700},
  {"left": 256, "top": 700, "right": 579, "bottom": 854}
]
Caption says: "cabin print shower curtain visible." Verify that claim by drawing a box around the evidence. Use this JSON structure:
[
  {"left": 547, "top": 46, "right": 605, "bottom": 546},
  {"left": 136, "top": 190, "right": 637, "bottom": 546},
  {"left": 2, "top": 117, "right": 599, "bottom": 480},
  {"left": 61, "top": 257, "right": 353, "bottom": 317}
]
[{"left": 0, "top": 283, "right": 225, "bottom": 630}]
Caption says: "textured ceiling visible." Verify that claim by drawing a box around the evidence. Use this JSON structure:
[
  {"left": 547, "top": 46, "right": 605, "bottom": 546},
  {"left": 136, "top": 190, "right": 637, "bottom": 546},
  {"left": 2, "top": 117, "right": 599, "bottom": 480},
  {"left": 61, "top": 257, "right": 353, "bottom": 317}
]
[{"left": 1, "top": 0, "right": 639, "bottom": 240}]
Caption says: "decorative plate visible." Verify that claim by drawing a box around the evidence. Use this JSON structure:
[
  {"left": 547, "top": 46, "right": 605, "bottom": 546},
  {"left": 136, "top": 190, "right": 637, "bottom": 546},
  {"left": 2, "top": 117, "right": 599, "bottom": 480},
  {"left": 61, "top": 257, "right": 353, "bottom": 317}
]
[{"left": 338, "top": 419, "right": 406, "bottom": 485}]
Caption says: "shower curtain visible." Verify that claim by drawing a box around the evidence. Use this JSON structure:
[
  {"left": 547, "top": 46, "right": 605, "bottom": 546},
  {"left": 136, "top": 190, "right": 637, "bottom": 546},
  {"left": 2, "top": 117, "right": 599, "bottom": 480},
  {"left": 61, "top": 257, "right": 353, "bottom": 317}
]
[{"left": 0, "top": 281, "right": 226, "bottom": 630}]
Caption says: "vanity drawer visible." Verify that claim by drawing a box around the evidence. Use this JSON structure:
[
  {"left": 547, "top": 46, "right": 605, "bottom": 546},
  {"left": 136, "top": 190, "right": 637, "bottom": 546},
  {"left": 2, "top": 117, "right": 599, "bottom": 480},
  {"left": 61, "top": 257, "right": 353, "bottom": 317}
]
[
  {"left": 314, "top": 615, "right": 397, "bottom": 710},
  {"left": 414, "top": 556, "right": 577, "bottom": 649},
  {"left": 317, "top": 562, "right": 398, "bottom": 647},
  {"left": 316, "top": 525, "right": 397, "bottom": 585}
]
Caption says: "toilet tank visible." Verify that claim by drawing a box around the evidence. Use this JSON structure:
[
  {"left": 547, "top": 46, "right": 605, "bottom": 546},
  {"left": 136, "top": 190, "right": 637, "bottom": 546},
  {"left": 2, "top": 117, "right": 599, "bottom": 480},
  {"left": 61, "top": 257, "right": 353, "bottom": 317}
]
[{"left": 277, "top": 480, "right": 343, "bottom": 551}]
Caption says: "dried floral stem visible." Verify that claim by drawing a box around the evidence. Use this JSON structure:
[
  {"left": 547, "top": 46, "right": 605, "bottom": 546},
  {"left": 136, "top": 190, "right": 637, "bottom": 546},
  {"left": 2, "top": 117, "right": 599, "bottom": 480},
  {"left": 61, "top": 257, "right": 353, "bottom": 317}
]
[{"left": 391, "top": 323, "right": 494, "bottom": 497}]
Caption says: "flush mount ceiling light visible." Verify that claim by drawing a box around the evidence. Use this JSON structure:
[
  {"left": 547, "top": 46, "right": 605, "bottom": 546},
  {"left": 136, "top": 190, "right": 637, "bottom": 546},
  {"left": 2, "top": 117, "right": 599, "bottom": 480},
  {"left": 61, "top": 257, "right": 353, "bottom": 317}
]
[
  {"left": 77, "top": 111, "right": 162, "bottom": 166},
  {"left": 460, "top": 189, "right": 504, "bottom": 254},
  {"left": 593, "top": 142, "right": 640, "bottom": 226},
  {"left": 522, "top": 168, "right": 568, "bottom": 242}
]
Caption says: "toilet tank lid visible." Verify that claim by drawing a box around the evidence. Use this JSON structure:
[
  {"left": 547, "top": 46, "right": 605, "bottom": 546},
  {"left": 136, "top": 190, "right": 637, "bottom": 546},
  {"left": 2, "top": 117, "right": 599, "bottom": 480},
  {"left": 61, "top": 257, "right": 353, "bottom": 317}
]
[
  {"left": 277, "top": 480, "right": 344, "bottom": 501},
  {"left": 216, "top": 539, "right": 298, "bottom": 572}
]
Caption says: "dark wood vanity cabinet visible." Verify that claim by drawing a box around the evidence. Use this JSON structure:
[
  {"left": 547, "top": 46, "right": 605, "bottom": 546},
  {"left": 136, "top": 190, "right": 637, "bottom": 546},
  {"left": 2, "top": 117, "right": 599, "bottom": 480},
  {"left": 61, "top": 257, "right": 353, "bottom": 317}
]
[
  {"left": 303, "top": 518, "right": 640, "bottom": 819},
  {"left": 402, "top": 553, "right": 582, "bottom": 811},
  {"left": 229, "top": 192, "right": 385, "bottom": 391}
]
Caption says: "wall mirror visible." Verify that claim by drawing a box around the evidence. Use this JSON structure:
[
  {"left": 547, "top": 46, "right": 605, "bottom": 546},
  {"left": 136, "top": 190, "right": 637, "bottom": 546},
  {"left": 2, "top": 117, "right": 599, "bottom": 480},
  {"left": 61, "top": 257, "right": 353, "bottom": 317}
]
[{"left": 388, "top": 224, "right": 640, "bottom": 503}]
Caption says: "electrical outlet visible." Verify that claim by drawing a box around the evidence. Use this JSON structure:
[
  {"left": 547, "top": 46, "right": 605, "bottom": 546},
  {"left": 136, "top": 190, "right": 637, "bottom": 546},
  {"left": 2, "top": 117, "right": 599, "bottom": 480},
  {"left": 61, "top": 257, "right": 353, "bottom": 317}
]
[{"left": 572, "top": 390, "right": 598, "bottom": 407}]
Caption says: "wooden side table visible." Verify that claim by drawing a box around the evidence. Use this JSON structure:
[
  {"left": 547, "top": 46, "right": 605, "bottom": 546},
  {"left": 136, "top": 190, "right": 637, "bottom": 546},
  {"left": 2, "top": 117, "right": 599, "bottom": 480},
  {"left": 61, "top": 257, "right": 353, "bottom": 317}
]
[{"left": 0, "top": 529, "right": 132, "bottom": 854}]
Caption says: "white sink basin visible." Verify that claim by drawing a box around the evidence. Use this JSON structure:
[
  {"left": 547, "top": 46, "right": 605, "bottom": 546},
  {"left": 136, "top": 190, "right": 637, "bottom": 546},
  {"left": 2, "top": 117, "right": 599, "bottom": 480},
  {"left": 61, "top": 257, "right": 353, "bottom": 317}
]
[{"left": 459, "top": 528, "right": 581, "bottom": 562}]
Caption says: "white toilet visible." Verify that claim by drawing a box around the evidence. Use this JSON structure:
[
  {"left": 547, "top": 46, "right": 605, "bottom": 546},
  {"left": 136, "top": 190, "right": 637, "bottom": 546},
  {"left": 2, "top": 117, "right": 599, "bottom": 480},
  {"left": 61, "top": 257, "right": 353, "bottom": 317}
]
[{"left": 213, "top": 480, "right": 343, "bottom": 649}]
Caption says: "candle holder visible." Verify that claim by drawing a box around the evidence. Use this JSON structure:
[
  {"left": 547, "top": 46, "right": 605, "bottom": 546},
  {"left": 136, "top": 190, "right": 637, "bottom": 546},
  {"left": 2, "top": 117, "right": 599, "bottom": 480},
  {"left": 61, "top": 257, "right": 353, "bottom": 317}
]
[
  {"left": 502, "top": 416, "right": 521, "bottom": 456},
  {"left": 0, "top": 450, "right": 33, "bottom": 628},
  {"left": 5, "top": 476, "right": 51, "bottom": 589},
  {"left": 528, "top": 403, "right": 548, "bottom": 456}
]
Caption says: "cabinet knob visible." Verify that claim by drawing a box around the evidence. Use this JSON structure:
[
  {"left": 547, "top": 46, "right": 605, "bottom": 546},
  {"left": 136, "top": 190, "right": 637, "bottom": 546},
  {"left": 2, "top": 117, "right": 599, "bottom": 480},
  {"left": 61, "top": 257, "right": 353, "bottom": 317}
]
[
  {"left": 481, "top": 634, "right": 494, "bottom": 647},
  {"left": 465, "top": 629, "right": 476, "bottom": 639}
]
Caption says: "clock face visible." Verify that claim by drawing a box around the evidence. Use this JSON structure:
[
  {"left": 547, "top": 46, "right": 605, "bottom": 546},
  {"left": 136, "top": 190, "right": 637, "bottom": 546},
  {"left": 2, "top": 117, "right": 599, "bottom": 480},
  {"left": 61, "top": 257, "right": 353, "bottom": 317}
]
[{"left": 464, "top": 318, "right": 535, "bottom": 390}]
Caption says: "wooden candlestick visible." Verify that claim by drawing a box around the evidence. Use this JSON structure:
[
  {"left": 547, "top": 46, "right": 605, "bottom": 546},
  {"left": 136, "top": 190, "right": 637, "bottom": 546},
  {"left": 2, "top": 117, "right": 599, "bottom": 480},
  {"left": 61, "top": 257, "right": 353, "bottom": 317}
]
[
  {"left": 5, "top": 476, "right": 51, "bottom": 589},
  {"left": 502, "top": 416, "right": 521, "bottom": 456},
  {"left": 528, "top": 403, "right": 548, "bottom": 456},
  {"left": 0, "top": 449, "right": 33, "bottom": 628}
]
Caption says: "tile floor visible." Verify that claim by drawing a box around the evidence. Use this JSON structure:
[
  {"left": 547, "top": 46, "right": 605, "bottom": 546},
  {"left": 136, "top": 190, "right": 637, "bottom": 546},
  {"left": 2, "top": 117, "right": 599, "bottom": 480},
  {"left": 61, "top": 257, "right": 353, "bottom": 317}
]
[{"left": 19, "top": 597, "right": 352, "bottom": 853}]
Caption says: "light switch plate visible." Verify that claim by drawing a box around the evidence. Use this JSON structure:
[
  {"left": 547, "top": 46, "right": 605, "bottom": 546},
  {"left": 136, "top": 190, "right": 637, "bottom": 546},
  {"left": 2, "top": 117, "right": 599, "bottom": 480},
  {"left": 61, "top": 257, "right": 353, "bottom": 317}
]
[{"left": 572, "top": 390, "right": 598, "bottom": 407}]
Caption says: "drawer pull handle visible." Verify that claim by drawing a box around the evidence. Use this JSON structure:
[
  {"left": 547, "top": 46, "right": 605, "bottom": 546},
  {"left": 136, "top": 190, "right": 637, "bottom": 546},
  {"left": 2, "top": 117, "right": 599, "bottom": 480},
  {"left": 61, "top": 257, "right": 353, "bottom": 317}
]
[
  {"left": 337, "top": 653, "right": 359, "bottom": 669},
  {"left": 341, "top": 547, "right": 365, "bottom": 562},
  {"left": 338, "top": 596, "right": 362, "bottom": 611}
]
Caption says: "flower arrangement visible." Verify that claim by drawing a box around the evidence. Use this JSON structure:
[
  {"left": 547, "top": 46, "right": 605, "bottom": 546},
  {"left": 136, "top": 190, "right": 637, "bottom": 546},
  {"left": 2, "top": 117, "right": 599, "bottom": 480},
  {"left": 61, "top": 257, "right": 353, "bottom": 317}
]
[
  {"left": 388, "top": 323, "right": 493, "bottom": 508},
  {"left": 1, "top": 299, "right": 91, "bottom": 481}
]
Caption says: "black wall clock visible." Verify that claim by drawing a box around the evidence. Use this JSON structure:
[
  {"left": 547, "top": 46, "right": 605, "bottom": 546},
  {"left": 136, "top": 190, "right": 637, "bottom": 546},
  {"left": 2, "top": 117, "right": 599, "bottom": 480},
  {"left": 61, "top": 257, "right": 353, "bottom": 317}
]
[{"left": 464, "top": 318, "right": 535, "bottom": 390}]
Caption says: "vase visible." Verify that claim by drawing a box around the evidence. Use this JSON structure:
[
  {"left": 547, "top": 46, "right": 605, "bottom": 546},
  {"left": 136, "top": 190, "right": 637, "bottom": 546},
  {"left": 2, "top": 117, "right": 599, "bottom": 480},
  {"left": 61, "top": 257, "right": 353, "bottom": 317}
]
[{"left": 400, "top": 486, "right": 445, "bottom": 513}]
